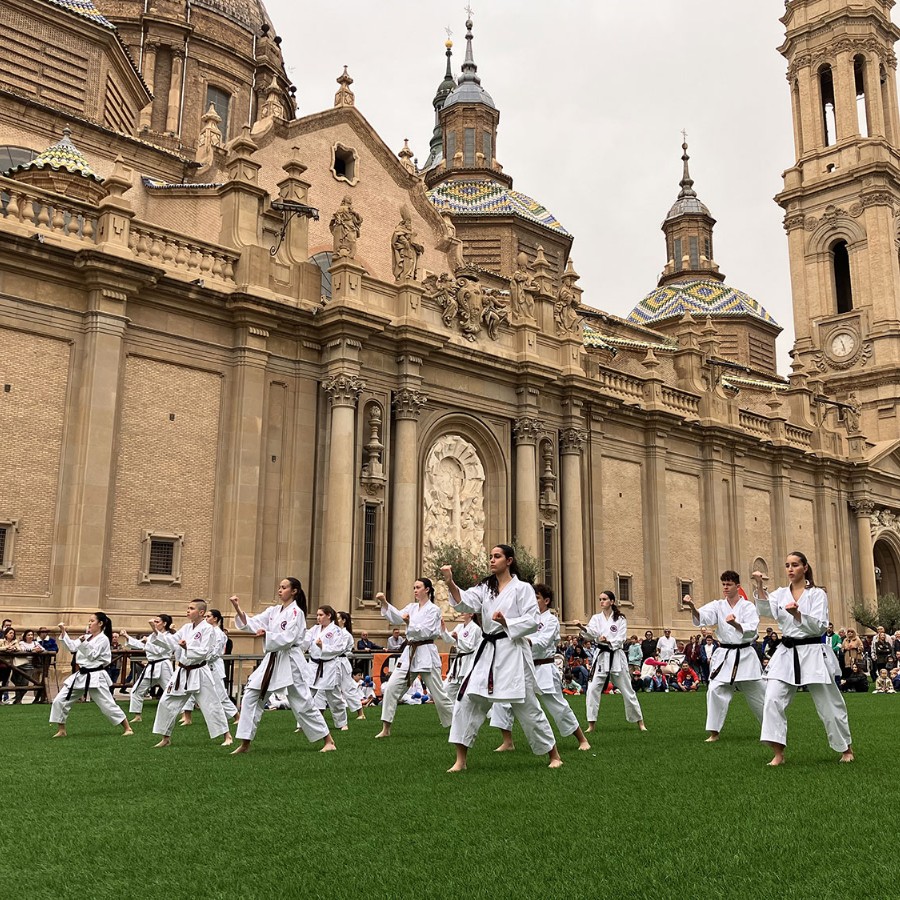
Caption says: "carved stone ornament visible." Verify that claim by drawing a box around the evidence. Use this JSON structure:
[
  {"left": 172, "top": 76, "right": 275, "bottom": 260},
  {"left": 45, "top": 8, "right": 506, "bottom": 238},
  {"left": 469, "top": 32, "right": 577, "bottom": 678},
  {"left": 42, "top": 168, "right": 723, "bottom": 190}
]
[
  {"left": 360, "top": 402, "right": 386, "bottom": 495},
  {"left": 850, "top": 498, "right": 876, "bottom": 518},
  {"left": 554, "top": 277, "right": 582, "bottom": 336},
  {"left": 391, "top": 205, "right": 424, "bottom": 281},
  {"left": 322, "top": 372, "right": 365, "bottom": 407},
  {"left": 509, "top": 251, "right": 537, "bottom": 323},
  {"left": 559, "top": 427, "right": 588, "bottom": 455},
  {"left": 870, "top": 506, "right": 900, "bottom": 538},
  {"left": 813, "top": 340, "right": 872, "bottom": 372},
  {"left": 513, "top": 416, "right": 545, "bottom": 445},
  {"left": 329, "top": 195, "right": 362, "bottom": 259},
  {"left": 393, "top": 387, "right": 428, "bottom": 421},
  {"left": 423, "top": 271, "right": 509, "bottom": 341}
]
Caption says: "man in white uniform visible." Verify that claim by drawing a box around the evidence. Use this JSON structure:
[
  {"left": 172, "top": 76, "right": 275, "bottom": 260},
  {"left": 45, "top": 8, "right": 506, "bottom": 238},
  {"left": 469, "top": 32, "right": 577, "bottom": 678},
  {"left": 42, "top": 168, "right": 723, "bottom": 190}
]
[{"left": 682, "top": 570, "right": 765, "bottom": 742}]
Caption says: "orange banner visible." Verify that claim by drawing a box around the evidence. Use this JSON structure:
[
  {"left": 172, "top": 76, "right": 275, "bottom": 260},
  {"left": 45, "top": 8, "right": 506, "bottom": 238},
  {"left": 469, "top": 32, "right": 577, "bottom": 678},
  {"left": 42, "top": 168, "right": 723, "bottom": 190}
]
[{"left": 372, "top": 652, "right": 450, "bottom": 693}]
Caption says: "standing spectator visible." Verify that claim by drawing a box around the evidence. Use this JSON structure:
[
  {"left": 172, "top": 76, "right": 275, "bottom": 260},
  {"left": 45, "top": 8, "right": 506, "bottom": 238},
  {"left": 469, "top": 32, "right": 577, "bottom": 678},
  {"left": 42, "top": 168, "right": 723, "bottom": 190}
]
[
  {"left": 892, "top": 631, "right": 900, "bottom": 657},
  {"left": 386, "top": 628, "right": 405, "bottom": 652},
  {"left": 627, "top": 635, "right": 643, "bottom": 669},
  {"left": 892, "top": 667, "right": 900, "bottom": 693},
  {"left": 832, "top": 628, "right": 846, "bottom": 655},
  {"left": 640, "top": 630, "right": 657, "bottom": 661},
  {"left": 656, "top": 628, "right": 677, "bottom": 661},
  {"left": 698, "top": 634, "right": 719, "bottom": 683},
  {"left": 37, "top": 628, "right": 58, "bottom": 652},
  {"left": 0, "top": 626, "right": 17, "bottom": 703},
  {"left": 675, "top": 661, "right": 700, "bottom": 691},
  {"left": 12, "top": 630, "right": 42, "bottom": 704},
  {"left": 871, "top": 627, "right": 893, "bottom": 682},
  {"left": 683, "top": 635, "right": 700, "bottom": 672},
  {"left": 841, "top": 628, "right": 864, "bottom": 675}
]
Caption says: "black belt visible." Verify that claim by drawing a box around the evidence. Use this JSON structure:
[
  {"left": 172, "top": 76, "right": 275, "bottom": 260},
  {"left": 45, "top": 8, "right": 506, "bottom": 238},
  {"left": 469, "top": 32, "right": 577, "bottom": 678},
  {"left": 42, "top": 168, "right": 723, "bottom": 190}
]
[
  {"left": 406, "top": 639, "right": 435, "bottom": 685},
  {"left": 781, "top": 635, "right": 826, "bottom": 685},
  {"left": 589, "top": 644, "right": 617, "bottom": 695},
  {"left": 133, "top": 658, "right": 162, "bottom": 691},
  {"left": 65, "top": 665, "right": 105, "bottom": 701},
  {"left": 448, "top": 649, "right": 473, "bottom": 680},
  {"left": 458, "top": 632, "right": 508, "bottom": 700},
  {"left": 173, "top": 660, "right": 207, "bottom": 692},
  {"left": 534, "top": 657, "right": 555, "bottom": 666},
  {"left": 313, "top": 657, "right": 335, "bottom": 684},
  {"left": 709, "top": 642, "right": 752, "bottom": 685}
]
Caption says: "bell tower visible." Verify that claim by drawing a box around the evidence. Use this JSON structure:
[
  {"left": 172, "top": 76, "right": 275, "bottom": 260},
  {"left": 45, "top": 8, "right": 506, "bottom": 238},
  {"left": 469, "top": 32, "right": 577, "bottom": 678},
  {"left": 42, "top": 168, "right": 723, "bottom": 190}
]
[{"left": 776, "top": 0, "right": 900, "bottom": 439}]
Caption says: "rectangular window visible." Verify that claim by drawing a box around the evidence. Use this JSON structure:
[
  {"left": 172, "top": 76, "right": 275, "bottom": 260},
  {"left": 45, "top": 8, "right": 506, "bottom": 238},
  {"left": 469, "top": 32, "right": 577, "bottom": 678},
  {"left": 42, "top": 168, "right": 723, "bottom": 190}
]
[
  {"left": 673, "top": 238, "right": 683, "bottom": 272},
  {"left": 704, "top": 238, "right": 711, "bottom": 260},
  {"left": 140, "top": 530, "right": 184, "bottom": 584},
  {"left": 542, "top": 526, "right": 554, "bottom": 587},
  {"left": 689, "top": 236, "right": 699, "bottom": 270},
  {"left": 482, "top": 130, "right": 492, "bottom": 163},
  {"left": 206, "top": 85, "right": 231, "bottom": 140},
  {"left": 0, "top": 519, "right": 16, "bottom": 576},
  {"left": 446, "top": 130, "right": 456, "bottom": 162},
  {"left": 616, "top": 573, "right": 632, "bottom": 606},
  {"left": 464, "top": 128, "right": 475, "bottom": 166},
  {"left": 362, "top": 504, "right": 377, "bottom": 600},
  {"left": 679, "top": 580, "right": 693, "bottom": 604}
]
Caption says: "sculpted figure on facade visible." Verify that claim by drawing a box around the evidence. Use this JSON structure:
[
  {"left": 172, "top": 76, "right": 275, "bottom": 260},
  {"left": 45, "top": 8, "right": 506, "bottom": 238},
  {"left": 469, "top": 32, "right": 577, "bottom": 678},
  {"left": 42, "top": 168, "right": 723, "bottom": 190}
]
[
  {"left": 391, "top": 205, "right": 424, "bottom": 281},
  {"left": 329, "top": 195, "right": 362, "bottom": 259},
  {"left": 423, "top": 271, "right": 508, "bottom": 341},
  {"left": 440, "top": 211, "right": 466, "bottom": 271},
  {"left": 554, "top": 268, "right": 581, "bottom": 335},
  {"left": 509, "top": 251, "right": 536, "bottom": 322},
  {"left": 844, "top": 393, "right": 861, "bottom": 435}
]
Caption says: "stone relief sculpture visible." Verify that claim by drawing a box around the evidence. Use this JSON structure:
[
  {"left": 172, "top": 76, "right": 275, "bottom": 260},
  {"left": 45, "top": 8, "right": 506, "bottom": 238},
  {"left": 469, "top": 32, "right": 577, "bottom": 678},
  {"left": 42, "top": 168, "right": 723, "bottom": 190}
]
[
  {"left": 439, "top": 211, "right": 466, "bottom": 271},
  {"left": 422, "top": 434, "right": 486, "bottom": 612},
  {"left": 509, "top": 251, "right": 536, "bottom": 322},
  {"left": 423, "top": 271, "right": 509, "bottom": 341},
  {"left": 329, "top": 195, "right": 362, "bottom": 259},
  {"left": 391, "top": 205, "right": 424, "bottom": 281},
  {"left": 554, "top": 266, "right": 582, "bottom": 334},
  {"left": 844, "top": 392, "right": 861, "bottom": 435}
]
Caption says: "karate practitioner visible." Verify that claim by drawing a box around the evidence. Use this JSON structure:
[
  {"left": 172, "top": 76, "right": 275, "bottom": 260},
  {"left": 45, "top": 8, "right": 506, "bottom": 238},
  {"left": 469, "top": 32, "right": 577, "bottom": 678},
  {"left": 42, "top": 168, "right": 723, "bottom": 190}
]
[
  {"left": 229, "top": 580, "right": 335, "bottom": 754},
  {"left": 305, "top": 605, "right": 349, "bottom": 730},
  {"left": 490, "top": 583, "right": 590, "bottom": 751},
  {"left": 50, "top": 613, "right": 133, "bottom": 738},
  {"left": 441, "top": 545, "right": 562, "bottom": 772},
  {"left": 682, "top": 571, "right": 765, "bottom": 742},
  {"left": 375, "top": 578, "right": 454, "bottom": 738},
  {"left": 442, "top": 613, "right": 482, "bottom": 693},
  {"left": 151, "top": 600, "right": 231, "bottom": 748},
  {"left": 575, "top": 590, "right": 646, "bottom": 734},
  {"left": 336, "top": 612, "right": 365, "bottom": 720},
  {"left": 753, "top": 551, "right": 854, "bottom": 766},
  {"left": 181, "top": 608, "right": 238, "bottom": 727},
  {"left": 122, "top": 615, "right": 175, "bottom": 723}
]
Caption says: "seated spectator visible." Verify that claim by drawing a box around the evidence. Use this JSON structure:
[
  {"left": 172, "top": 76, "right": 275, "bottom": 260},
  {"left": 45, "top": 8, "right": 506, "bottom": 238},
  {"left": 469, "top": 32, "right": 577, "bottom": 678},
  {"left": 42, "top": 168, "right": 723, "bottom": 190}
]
[
  {"left": 839, "top": 663, "right": 869, "bottom": 693},
  {"left": 873, "top": 669, "right": 895, "bottom": 694},
  {"left": 0, "top": 627, "right": 17, "bottom": 703},
  {"left": 356, "top": 631, "right": 382, "bottom": 652},
  {"left": 360, "top": 675, "right": 380, "bottom": 707},
  {"left": 37, "top": 627, "right": 58, "bottom": 653},
  {"left": 891, "top": 668, "right": 900, "bottom": 693},
  {"left": 640, "top": 655, "right": 664, "bottom": 691},
  {"left": 562, "top": 669, "right": 582, "bottom": 695},
  {"left": 264, "top": 692, "right": 290, "bottom": 710},
  {"left": 675, "top": 661, "right": 700, "bottom": 692},
  {"left": 386, "top": 628, "right": 406, "bottom": 652},
  {"left": 400, "top": 675, "right": 429, "bottom": 704},
  {"left": 648, "top": 670, "right": 668, "bottom": 692},
  {"left": 13, "top": 630, "right": 43, "bottom": 704},
  {"left": 630, "top": 666, "right": 644, "bottom": 693}
]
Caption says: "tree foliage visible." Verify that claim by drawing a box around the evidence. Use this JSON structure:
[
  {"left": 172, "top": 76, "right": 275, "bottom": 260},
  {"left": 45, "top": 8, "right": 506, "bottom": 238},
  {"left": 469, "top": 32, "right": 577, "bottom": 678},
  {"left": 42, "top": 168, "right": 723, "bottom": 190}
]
[
  {"left": 510, "top": 538, "right": 540, "bottom": 585},
  {"left": 850, "top": 593, "right": 900, "bottom": 634},
  {"left": 427, "top": 542, "right": 488, "bottom": 590}
]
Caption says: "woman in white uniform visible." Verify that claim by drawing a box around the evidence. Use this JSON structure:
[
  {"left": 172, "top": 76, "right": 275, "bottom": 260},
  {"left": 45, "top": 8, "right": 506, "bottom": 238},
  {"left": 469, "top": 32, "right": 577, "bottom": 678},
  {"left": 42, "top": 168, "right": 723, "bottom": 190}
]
[
  {"left": 575, "top": 590, "right": 646, "bottom": 733},
  {"left": 442, "top": 613, "right": 482, "bottom": 694},
  {"left": 753, "top": 551, "right": 853, "bottom": 766},
  {"left": 50, "top": 612, "right": 133, "bottom": 738},
  {"left": 122, "top": 614, "right": 175, "bottom": 723},
  {"left": 375, "top": 578, "right": 454, "bottom": 739},
  {"left": 181, "top": 608, "right": 238, "bottom": 727},
  {"left": 441, "top": 544, "right": 562, "bottom": 772},
  {"left": 490, "top": 583, "right": 590, "bottom": 751},
  {"left": 306, "top": 605, "right": 349, "bottom": 731},
  {"left": 229, "top": 579, "right": 336, "bottom": 754}
]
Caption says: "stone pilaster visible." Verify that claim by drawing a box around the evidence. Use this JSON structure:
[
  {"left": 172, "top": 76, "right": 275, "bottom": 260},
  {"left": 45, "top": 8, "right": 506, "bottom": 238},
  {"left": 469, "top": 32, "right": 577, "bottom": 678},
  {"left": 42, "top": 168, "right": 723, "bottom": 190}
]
[
  {"left": 559, "top": 423, "right": 587, "bottom": 621},
  {"left": 513, "top": 415, "right": 543, "bottom": 556},
  {"left": 850, "top": 498, "right": 878, "bottom": 606}
]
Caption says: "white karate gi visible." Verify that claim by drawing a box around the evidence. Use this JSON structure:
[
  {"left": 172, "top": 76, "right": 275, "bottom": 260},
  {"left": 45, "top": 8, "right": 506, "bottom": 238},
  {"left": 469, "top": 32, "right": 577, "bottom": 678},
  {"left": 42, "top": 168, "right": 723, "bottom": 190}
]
[
  {"left": 127, "top": 634, "right": 174, "bottom": 714},
  {"left": 756, "top": 585, "right": 851, "bottom": 753},
  {"left": 184, "top": 628, "right": 237, "bottom": 718},
  {"left": 234, "top": 602, "right": 329, "bottom": 743},
  {"left": 692, "top": 597, "right": 765, "bottom": 733},
  {"left": 489, "top": 609, "right": 581, "bottom": 737},
  {"left": 379, "top": 600, "right": 453, "bottom": 727},
  {"left": 306, "top": 622, "right": 348, "bottom": 729},
  {"left": 151, "top": 621, "right": 229, "bottom": 739},
  {"left": 313, "top": 629, "right": 363, "bottom": 713},
  {"left": 442, "top": 620, "right": 482, "bottom": 690},
  {"left": 50, "top": 633, "right": 126, "bottom": 727},
  {"left": 582, "top": 612, "right": 644, "bottom": 725},
  {"left": 447, "top": 577, "right": 556, "bottom": 755}
]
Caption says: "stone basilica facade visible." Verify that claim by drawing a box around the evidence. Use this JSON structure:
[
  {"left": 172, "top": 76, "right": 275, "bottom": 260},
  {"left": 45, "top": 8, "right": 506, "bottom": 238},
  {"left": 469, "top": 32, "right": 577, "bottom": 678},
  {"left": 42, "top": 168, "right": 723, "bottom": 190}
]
[{"left": 1, "top": 0, "right": 899, "bottom": 639}]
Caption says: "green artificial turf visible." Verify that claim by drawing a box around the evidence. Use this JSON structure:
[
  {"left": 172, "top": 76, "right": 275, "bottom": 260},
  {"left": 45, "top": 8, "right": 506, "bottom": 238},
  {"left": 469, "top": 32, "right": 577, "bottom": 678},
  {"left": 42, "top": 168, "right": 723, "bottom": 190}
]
[{"left": 0, "top": 691, "right": 895, "bottom": 900}]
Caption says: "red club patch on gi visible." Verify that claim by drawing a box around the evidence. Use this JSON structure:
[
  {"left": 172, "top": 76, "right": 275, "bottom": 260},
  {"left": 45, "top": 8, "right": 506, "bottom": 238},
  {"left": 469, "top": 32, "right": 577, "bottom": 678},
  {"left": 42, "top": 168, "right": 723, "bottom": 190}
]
[
  {"left": 610, "top": 625, "right": 618, "bottom": 633},
  {"left": 280, "top": 621, "right": 287, "bottom": 630},
  {"left": 193, "top": 631, "right": 201, "bottom": 640}
]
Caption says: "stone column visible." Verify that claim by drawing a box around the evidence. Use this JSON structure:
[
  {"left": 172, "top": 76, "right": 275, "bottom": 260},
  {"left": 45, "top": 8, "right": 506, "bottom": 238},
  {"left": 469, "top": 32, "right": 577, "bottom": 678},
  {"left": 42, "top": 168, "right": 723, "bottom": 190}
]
[
  {"left": 139, "top": 42, "right": 158, "bottom": 129},
  {"left": 513, "top": 416, "right": 543, "bottom": 555},
  {"left": 559, "top": 426, "right": 587, "bottom": 621},
  {"left": 390, "top": 386, "right": 427, "bottom": 596},
  {"left": 165, "top": 49, "right": 185, "bottom": 134},
  {"left": 643, "top": 426, "right": 668, "bottom": 629},
  {"left": 863, "top": 52, "right": 886, "bottom": 137},
  {"left": 850, "top": 499, "right": 878, "bottom": 605},
  {"left": 834, "top": 49, "right": 858, "bottom": 139},
  {"left": 321, "top": 372, "right": 365, "bottom": 605}
]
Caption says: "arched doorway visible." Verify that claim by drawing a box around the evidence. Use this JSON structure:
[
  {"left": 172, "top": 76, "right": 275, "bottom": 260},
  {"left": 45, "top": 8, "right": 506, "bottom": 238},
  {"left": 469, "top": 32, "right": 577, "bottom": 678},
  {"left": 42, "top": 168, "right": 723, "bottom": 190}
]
[{"left": 874, "top": 537, "right": 900, "bottom": 598}]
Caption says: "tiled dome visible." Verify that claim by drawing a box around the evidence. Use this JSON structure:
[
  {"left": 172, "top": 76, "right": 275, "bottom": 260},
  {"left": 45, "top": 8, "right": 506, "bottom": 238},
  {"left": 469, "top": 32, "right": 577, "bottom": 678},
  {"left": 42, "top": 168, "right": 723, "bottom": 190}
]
[
  {"left": 191, "top": 0, "right": 275, "bottom": 32},
  {"left": 628, "top": 278, "right": 779, "bottom": 327},
  {"left": 45, "top": 0, "right": 114, "bottom": 29}
]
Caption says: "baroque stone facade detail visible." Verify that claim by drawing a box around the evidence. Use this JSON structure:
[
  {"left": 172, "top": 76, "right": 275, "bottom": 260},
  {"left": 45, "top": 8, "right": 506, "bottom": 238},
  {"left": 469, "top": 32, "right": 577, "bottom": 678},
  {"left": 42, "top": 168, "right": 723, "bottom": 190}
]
[
  {"left": 322, "top": 373, "right": 365, "bottom": 407},
  {"left": 513, "top": 416, "right": 545, "bottom": 445},
  {"left": 423, "top": 271, "right": 509, "bottom": 341},
  {"left": 392, "top": 387, "right": 428, "bottom": 420},
  {"left": 391, "top": 205, "right": 424, "bottom": 281},
  {"left": 329, "top": 195, "right": 362, "bottom": 259},
  {"left": 850, "top": 498, "right": 876, "bottom": 518},
  {"left": 871, "top": 507, "right": 900, "bottom": 538},
  {"left": 559, "top": 427, "right": 588, "bottom": 455}
]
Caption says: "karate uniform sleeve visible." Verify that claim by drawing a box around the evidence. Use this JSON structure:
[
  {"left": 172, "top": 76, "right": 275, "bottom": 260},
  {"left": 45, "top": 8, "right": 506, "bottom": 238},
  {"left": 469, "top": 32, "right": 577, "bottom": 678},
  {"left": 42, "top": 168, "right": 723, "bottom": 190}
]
[
  {"left": 695, "top": 602, "right": 718, "bottom": 628},
  {"left": 264, "top": 609, "right": 302, "bottom": 653},
  {"left": 581, "top": 615, "right": 603, "bottom": 642},
  {"left": 318, "top": 629, "right": 344, "bottom": 659},
  {"left": 61, "top": 633, "right": 82, "bottom": 655},
  {"left": 240, "top": 607, "right": 274, "bottom": 634},
  {"left": 441, "top": 627, "right": 457, "bottom": 643},
  {"left": 77, "top": 636, "right": 108, "bottom": 663},
  {"left": 148, "top": 630, "right": 180, "bottom": 652},
  {"left": 451, "top": 584, "right": 485, "bottom": 615},
  {"left": 530, "top": 615, "right": 559, "bottom": 657},
  {"left": 734, "top": 601, "right": 760, "bottom": 638},
  {"left": 126, "top": 635, "right": 145, "bottom": 651},
  {"left": 754, "top": 592, "right": 777, "bottom": 620},
  {"left": 381, "top": 603, "right": 408, "bottom": 627},
  {"left": 504, "top": 583, "right": 540, "bottom": 640},
  {"left": 407, "top": 605, "right": 441, "bottom": 642}
]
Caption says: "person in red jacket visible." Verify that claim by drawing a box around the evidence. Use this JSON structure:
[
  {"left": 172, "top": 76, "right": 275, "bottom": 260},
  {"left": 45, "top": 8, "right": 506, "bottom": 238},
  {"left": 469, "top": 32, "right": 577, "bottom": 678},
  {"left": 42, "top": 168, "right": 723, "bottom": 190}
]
[{"left": 675, "top": 661, "right": 700, "bottom": 692}]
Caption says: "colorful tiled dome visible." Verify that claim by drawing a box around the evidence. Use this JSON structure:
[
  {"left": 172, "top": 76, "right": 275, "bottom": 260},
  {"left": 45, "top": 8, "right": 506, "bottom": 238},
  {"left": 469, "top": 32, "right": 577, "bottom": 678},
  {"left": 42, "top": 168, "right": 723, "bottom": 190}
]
[
  {"left": 428, "top": 180, "right": 569, "bottom": 235},
  {"left": 5, "top": 128, "right": 102, "bottom": 182},
  {"left": 191, "top": 0, "right": 275, "bottom": 32},
  {"left": 628, "top": 278, "right": 778, "bottom": 327},
  {"left": 45, "top": 0, "right": 114, "bottom": 28}
]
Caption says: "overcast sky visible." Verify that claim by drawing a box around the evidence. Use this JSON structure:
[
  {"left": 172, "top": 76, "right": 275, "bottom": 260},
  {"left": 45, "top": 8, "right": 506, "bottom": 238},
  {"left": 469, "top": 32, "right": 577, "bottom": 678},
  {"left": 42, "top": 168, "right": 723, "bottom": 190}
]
[{"left": 267, "top": 0, "right": 801, "bottom": 369}]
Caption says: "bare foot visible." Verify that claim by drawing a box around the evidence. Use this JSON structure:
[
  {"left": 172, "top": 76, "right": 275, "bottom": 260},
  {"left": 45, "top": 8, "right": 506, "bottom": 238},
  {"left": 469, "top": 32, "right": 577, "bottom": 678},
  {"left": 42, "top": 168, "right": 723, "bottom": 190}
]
[
  {"left": 121, "top": 727, "right": 134, "bottom": 737},
  {"left": 179, "top": 718, "right": 192, "bottom": 727},
  {"left": 446, "top": 763, "right": 467, "bottom": 772},
  {"left": 705, "top": 733, "right": 720, "bottom": 743},
  {"left": 356, "top": 713, "right": 366, "bottom": 720},
  {"left": 320, "top": 737, "right": 337, "bottom": 752},
  {"left": 129, "top": 715, "right": 142, "bottom": 724},
  {"left": 638, "top": 722, "right": 648, "bottom": 732},
  {"left": 52, "top": 729, "right": 67, "bottom": 738},
  {"left": 548, "top": 758, "right": 564, "bottom": 768},
  {"left": 153, "top": 737, "right": 171, "bottom": 748},
  {"left": 233, "top": 713, "right": 240, "bottom": 724},
  {"left": 375, "top": 728, "right": 390, "bottom": 739},
  {"left": 578, "top": 739, "right": 591, "bottom": 751},
  {"left": 222, "top": 735, "right": 233, "bottom": 747},
  {"left": 840, "top": 750, "right": 854, "bottom": 763},
  {"left": 340, "top": 725, "right": 349, "bottom": 731},
  {"left": 494, "top": 742, "right": 515, "bottom": 752},
  {"left": 230, "top": 744, "right": 249, "bottom": 755},
  {"left": 586, "top": 724, "right": 596, "bottom": 734},
  {"left": 767, "top": 754, "right": 785, "bottom": 766}
]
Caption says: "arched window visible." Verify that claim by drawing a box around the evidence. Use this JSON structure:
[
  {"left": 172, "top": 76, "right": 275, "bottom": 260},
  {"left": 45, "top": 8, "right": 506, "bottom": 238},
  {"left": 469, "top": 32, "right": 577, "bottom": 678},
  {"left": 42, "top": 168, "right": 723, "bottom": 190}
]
[
  {"left": 0, "top": 146, "right": 37, "bottom": 172},
  {"left": 819, "top": 64, "right": 837, "bottom": 146},
  {"left": 205, "top": 85, "right": 231, "bottom": 140},
  {"left": 854, "top": 55, "right": 870, "bottom": 137},
  {"left": 832, "top": 240, "right": 853, "bottom": 313},
  {"left": 311, "top": 251, "right": 333, "bottom": 301}
]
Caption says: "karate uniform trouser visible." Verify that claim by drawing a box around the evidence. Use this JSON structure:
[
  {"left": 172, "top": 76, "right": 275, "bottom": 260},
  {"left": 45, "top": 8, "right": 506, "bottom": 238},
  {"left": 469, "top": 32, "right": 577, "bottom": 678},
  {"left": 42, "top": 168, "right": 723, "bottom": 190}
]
[
  {"left": 706, "top": 678, "right": 765, "bottom": 733},
  {"left": 586, "top": 669, "right": 643, "bottom": 724},
  {"left": 152, "top": 678, "right": 229, "bottom": 739},
  {"left": 128, "top": 665, "right": 172, "bottom": 714},
  {"left": 183, "top": 676, "right": 237, "bottom": 718},
  {"left": 381, "top": 663, "right": 454, "bottom": 727},
  {"left": 449, "top": 668, "right": 555, "bottom": 755},
  {"left": 236, "top": 681, "right": 329, "bottom": 743},
  {"left": 50, "top": 685, "right": 126, "bottom": 726},
  {"left": 489, "top": 686, "right": 580, "bottom": 737},
  {"left": 313, "top": 685, "right": 348, "bottom": 728},
  {"left": 760, "top": 678, "right": 852, "bottom": 752}
]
